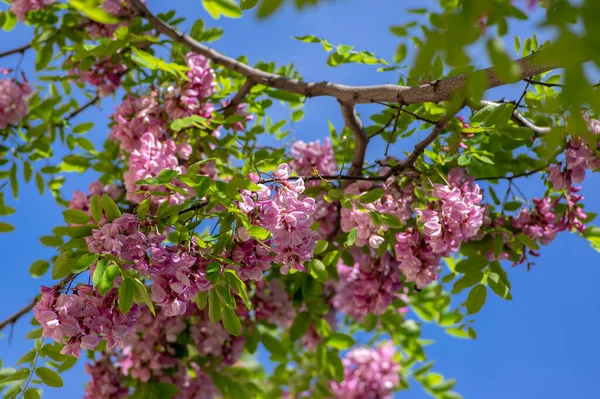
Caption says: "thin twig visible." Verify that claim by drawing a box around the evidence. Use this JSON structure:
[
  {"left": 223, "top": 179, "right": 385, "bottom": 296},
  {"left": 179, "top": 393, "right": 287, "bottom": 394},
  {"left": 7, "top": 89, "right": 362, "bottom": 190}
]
[
  {"left": 384, "top": 109, "right": 401, "bottom": 157},
  {"left": 372, "top": 101, "right": 439, "bottom": 125},
  {"left": 0, "top": 43, "right": 32, "bottom": 59},
  {"left": 65, "top": 95, "right": 101, "bottom": 121}
]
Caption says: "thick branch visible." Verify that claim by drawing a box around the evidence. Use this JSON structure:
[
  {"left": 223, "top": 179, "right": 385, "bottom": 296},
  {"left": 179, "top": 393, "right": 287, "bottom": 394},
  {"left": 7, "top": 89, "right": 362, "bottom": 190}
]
[
  {"left": 222, "top": 80, "right": 255, "bottom": 117},
  {"left": 340, "top": 103, "right": 368, "bottom": 175},
  {"left": 130, "top": 0, "right": 562, "bottom": 107}
]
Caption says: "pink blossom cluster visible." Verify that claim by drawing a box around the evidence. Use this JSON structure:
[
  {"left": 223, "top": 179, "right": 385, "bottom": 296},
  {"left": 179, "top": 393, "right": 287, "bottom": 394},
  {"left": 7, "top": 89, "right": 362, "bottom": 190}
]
[
  {"left": 341, "top": 181, "right": 412, "bottom": 249},
  {"left": 111, "top": 307, "right": 219, "bottom": 398},
  {"left": 331, "top": 341, "right": 400, "bottom": 399},
  {"left": 164, "top": 53, "right": 216, "bottom": 119},
  {"left": 238, "top": 165, "right": 317, "bottom": 274},
  {"left": 87, "top": 0, "right": 139, "bottom": 39},
  {"left": 84, "top": 357, "right": 128, "bottom": 399},
  {"left": 417, "top": 168, "right": 484, "bottom": 255},
  {"left": 0, "top": 70, "right": 31, "bottom": 129},
  {"left": 69, "top": 181, "right": 119, "bottom": 222},
  {"left": 148, "top": 243, "right": 211, "bottom": 316},
  {"left": 70, "top": 57, "right": 127, "bottom": 97},
  {"left": 261, "top": 164, "right": 317, "bottom": 273},
  {"left": 34, "top": 284, "right": 141, "bottom": 358},
  {"left": 230, "top": 238, "right": 274, "bottom": 281},
  {"left": 110, "top": 93, "right": 165, "bottom": 152},
  {"left": 290, "top": 138, "right": 337, "bottom": 177},
  {"left": 333, "top": 250, "right": 402, "bottom": 320},
  {"left": 189, "top": 309, "right": 245, "bottom": 366},
  {"left": 11, "top": 0, "right": 54, "bottom": 21},
  {"left": 253, "top": 279, "right": 296, "bottom": 328},
  {"left": 395, "top": 228, "right": 442, "bottom": 288},
  {"left": 289, "top": 138, "right": 339, "bottom": 239},
  {"left": 86, "top": 213, "right": 151, "bottom": 266},
  {"left": 123, "top": 132, "right": 193, "bottom": 206},
  {"left": 300, "top": 308, "right": 337, "bottom": 350}
]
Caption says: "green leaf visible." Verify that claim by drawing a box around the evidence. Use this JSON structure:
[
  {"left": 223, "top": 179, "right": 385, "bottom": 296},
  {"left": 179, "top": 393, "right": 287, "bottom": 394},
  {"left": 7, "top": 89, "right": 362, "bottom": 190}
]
[
  {"left": 487, "top": 272, "right": 512, "bottom": 300},
  {"left": 102, "top": 193, "right": 121, "bottom": 221},
  {"left": 194, "top": 176, "right": 212, "bottom": 198},
  {"left": 225, "top": 270, "right": 250, "bottom": 309},
  {"left": 326, "top": 332, "right": 354, "bottom": 350},
  {"left": 156, "top": 169, "right": 179, "bottom": 184},
  {"left": 309, "top": 259, "right": 328, "bottom": 283},
  {"left": 30, "top": 260, "right": 50, "bottom": 278},
  {"left": 10, "top": 162, "right": 18, "bottom": 199},
  {"left": 52, "top": 251, "right": 74, "bottom": 279},
  {"left": 62, "top": 209, "right": 90, "bottom": 225},
  {"left": 516, "top": 232, "right": 540, "bottom": 250},
  {"left": 394, "top": 43, "right": 407, "bottom": 64},
  {"left": 16, "top": 349, "right": 36, "bottom": 365},
  {"left": 90, "top": 195, "right": 102, "bottom": 223},
  {"left": 487, "top": 38, "right": 520, "bottom": 83},
  {"left": 208, "top": 288, "right": 221, "bottom": 323},
  {"left": 0, "top": 368, "right": 30, "bottom": 384},
  {"left": 35, "top": 366, "right": 63, "bottom": 388},
  {"left": 132, "top": 278, "right": 155, "bottom": 316},
  {"left": 26, "top": 328, "right": 43, "bottom": 339},
  {"left": 458, "top": 154, "right": 471, "bottom": 166},
  {"left": 247, "top": 225, "right": 270, "bottom": 240},
  {"left": 202, "top": 0, "right": 242, "bottom": 19},
  {"left": 24, "top": 389, "right": 41, "bottom": 399},
  {"left": 118, "top": 278, "right": 134, "bottom": 314},
  {"left": 261, "top": 333, "right": 286, "bottom": 356},
  {"left": 465, "top": 284, "right": 487, "bottom": 314},
  {"left": 69, "top": 0, "right": 119, "bottom": 24},
  {"left": 41, "top": 235, "right": 63, "bottom": 247},
  {"left": 240, "top": 0, "right": 259, "bottom": 10},
  {"left": 0, "top": 222, "right": 14, "bottom": 233},
  {"left": 454, "top": 255, "right": 488, "bottom": 274},
  {"left": 194, "top": 291, "right": 208, "bottom": 310},
  {"left": 93, "top": 258, "right": 110, "bottom": 287},
  {"left": 36, "top": 172, "right": 45, "bottom": 195},
  {"left": 345, "top": 227, "right": 357, "bottom": 247},
  {"left": 222, "top": 307, "right": 242, "bottom": 336},
  {"left": 257, "top": 0, "right": 284, "bottom": 19},
  {"left": 359, "top": 188, "right": 385, "bottom": 204},
  {"left": 290, "top": 312, "right": 311, "bottom": 341},
  {"left": 98, "top": 264, "right": 119, "bottom": 295},
  {"left": 36, "top": 42, "right": 53, "bottom": 71},
  {"left": 452, "top": 272, "right": 483, "bottom": 294}
]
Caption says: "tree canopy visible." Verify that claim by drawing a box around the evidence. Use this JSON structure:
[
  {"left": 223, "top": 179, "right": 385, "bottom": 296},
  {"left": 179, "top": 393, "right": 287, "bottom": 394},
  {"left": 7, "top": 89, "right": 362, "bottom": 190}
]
[{"left": 1, "top": 0, "right": 599, "bottom": 398}]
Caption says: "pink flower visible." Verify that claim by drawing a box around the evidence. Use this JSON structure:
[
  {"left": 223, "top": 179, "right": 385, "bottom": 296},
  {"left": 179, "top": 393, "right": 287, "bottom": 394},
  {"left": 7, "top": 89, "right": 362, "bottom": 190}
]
[
  {"left": 70, "top": 57, "right": 127, "bottom": 97},
  {"left": 290, "top": 138, "right": 337, "bottom": 177},
  {"left": 395, "top": 228, "right": 441, "bottom": 288},
  {"left": 331, "top": 341, "right": 400, "bottom": 399},
  {"left": 11, "top": 0, "right": 54, "bottom": 21},
  {"left": 333, "top": 250, "right": 402, "bottom": 320},
  {"left": 0, "top": 74, "right": 31, "bottom": 128},
  {"left": 110, "top": 93, "right": 165, "bottom": 152},
  {"left": 254, "top": 279, "right": 296, "bottom": 328}
]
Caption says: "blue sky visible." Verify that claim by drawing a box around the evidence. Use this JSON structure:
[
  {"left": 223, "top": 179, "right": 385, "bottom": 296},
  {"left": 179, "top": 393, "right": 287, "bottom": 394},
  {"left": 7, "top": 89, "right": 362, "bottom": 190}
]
[{"left": 1, "top": 0, "right": 600, "bottom": 398}]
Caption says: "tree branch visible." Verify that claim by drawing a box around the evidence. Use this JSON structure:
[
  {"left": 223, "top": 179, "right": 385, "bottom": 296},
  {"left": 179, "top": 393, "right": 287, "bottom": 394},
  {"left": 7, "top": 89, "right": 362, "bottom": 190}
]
[
  {"left": 0, "top": 274, "right": 75, "bottom": 332},
  {"left": 0, "top": 43, "right": 32, "bottom": 59},
  {"left": 479, "top": 100, "right": 551, "bottom": 135},
  {"left": 130, "top": 0, "right": 563, "bottom": 107},
  {"left": 340, "top": 103, "right": 368, "bottom": 175},
  {"left": 65, "top": 95, "right": 101, "bottom": 122},
  {"left": 222, "top": 79, "right": 255, "bottom": 117}
]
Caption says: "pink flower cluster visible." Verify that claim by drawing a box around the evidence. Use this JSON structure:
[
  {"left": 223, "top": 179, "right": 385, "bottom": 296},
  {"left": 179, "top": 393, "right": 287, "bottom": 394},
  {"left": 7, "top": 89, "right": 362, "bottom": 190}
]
[
  {"left": 0, "top": 71, "right": 31, "bottom": 129},
  {"left": 253, "top": 279, "right": 296, "bottom": 328},
  {"left": 333, "top": 250, "right": 402, "bottom": 320},
  {"left": 149, "top": 243, "right": 211, "bottom": 316},
  {"left": 70, "top": 57, "right": 127, "bottom": 97},
  {"left": 164, "top": 53, "right": 216, "bottom": 119},
  {"left": 87, "top": 0, "right": 139, "bottom": 39},
  {"left": 331, "top": 341, "right": 400, "bottom": 399},
  {"left": 11, "top": 0, "right": 54, "bottom": 21},
  {"left": 189, "top": 309, "right": 245, "bottom": 366},
  {"left": 84, "top": 357, "right": 128, "bottom": 399},
  {"left": 261, "top": 164, "right": 317, "bottom": 273},
  {"left": 111, "top": 307, "right": 219, "bottom": 398},
  {"left": 34, "top": 285, "right": 141, "bottom": 358},
  {"left": 110, "top": 93, "right": 165, "bottom": 152},
  {"left": 395, "top": 228, "right": 442, "bottom": 288},
  {"left": 289, "top": 138, "right": 339, "bottom": 239},
  {"left": 417, "top": 168, "right": 484, "bottom": 254},
  {"left": 341, "top": 181, "right": 412, "bottom": 248},
  {"left": 123, "top": 132, "right": 193, "bottom": 206},
  {"left": 230, "top": 238, "right": 274, "bottom": 281},
  {"left": 290, "top": 138, "right": 337, "bottom": 177}
]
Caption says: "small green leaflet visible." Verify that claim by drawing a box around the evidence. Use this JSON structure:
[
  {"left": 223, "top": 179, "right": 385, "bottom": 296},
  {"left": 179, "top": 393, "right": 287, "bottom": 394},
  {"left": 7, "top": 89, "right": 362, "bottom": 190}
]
[
  {"left": 35, "top": 366, "right": 64, "bottom": 388},
  {"left": 119, "top": 278, "right": 134, "bottom": 314}
]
